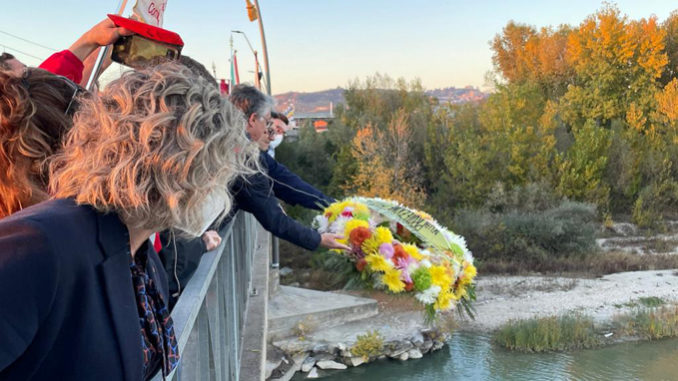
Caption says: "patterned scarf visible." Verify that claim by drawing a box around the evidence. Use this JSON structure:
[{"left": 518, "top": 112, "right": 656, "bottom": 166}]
[{"left": 130, "top": 250, "right": 180, "bottom": 379}]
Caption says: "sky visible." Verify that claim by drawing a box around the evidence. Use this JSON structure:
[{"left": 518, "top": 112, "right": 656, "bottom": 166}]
[{"left": 2, "top": 1, "right": 678, "bottom": 94}]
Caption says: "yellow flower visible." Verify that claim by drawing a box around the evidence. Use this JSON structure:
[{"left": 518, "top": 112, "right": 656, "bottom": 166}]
[
  {"left": 324, "top": 202, "right": 343, "bottom": 223},
  {"left": 382, "top": 268, "right": 405, "bottom": 293},
  {"left": 362, "top": 227, "right": 393, "bottom": 255},
  {"left": 453, "top": 285, "right": 467, "bottom": 300},
  {"left": 374, "top": 227, "right": 393, "bottom": 244},
  {"left": 344, "top": 219, "right": 369, "bottom": 238},
  {"left": 434, "top": 288, "right": 454, "bottom": 311},
  {"left": 429, "top": 265, "right": 452, "bottom": 290},
  {"left": 365, "top": 253, "right": 392, "bottom": 272},
  {"left": 463, "top": 263, "right": 477, "bottom": 279},
  {"left": 402, "top": 244, "right": 423, "bottom": 261},
  {"left": 457, "top": 262, "right": 476, "bottom": 285}
]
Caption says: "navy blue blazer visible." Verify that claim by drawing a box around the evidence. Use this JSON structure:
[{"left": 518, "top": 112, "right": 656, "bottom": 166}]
[{"left": 0, "top": 198, "right": 169, "bottom": 381}]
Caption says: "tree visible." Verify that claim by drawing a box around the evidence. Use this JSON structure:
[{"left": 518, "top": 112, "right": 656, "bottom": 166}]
[{"left": 347, "top": 110, "right": 426, "bottom": 208}]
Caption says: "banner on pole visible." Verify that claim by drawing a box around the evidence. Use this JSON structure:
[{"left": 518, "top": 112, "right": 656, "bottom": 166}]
[{"left": 132, "top": 0, "right": 168, "bottom": 27}]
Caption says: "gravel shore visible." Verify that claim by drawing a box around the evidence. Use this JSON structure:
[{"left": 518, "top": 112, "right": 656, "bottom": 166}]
[{"left": 456, "top": 269, "right": 678, "bottom": 331}]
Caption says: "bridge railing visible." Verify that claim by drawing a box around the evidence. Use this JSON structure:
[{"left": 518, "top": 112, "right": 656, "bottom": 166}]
[{"left": 152, "top": 211, "right": 260, "bottom": 381}]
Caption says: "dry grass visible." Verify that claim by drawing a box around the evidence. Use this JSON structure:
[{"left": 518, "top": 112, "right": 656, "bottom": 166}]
[
  {"left": 613, "top": 304, "right": 678, "bottom": 340},
  {"left": 479, "top": 251, "right": 678, "bottom": 277}
]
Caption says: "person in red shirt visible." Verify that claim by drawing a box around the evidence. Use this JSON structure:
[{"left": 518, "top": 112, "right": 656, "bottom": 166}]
[{"left": 39, "top": 18, "right": 132, "bottom": 85}]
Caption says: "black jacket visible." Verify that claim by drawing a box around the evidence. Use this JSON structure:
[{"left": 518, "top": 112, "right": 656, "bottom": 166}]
[{"left": 0, "top": 198, "right": 169, "bottom": 381}]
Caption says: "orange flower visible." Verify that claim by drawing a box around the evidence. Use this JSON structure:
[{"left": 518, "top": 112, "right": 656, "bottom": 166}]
[
  {"left": 349, "top": 226, "right": 371, "bottom": 247},
  {"left": 392, "top": 243, "right": 409, "bottom": 264}
]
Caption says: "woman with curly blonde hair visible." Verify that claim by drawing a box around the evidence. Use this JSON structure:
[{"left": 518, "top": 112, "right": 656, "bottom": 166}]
[
  {"left": 0, "top": 62, "right": 259, "bottom": 380},
  {"left": 0, "top": 68, "right": 81, "bottom": 218}
]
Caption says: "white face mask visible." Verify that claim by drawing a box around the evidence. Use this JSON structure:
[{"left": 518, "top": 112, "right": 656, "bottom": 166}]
[
  {"left": 269, "top": 134, "right": 283, "bottom": 150},
  {"left": 174, "top": 191, "right": 228, "bottom": 237}
]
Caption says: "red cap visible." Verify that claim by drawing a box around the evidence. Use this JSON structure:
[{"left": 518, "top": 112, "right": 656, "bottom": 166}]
[{"left": 108, "top": 14, "right": 184, "bottom": 47}]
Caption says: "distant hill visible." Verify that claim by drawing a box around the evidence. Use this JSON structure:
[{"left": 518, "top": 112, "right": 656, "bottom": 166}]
[
  {"left": 274, "top": 86, "right": 488, "bottom": 114},
  {"left": 426, "top": 86, "right": 488, "bottom": 104},
  {"left": 274, "top": 88, "right": 345, "bottom": 114}
]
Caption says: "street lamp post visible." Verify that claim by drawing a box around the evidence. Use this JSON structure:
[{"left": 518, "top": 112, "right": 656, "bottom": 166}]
[
  {"left": 252, "top": 0, "right": 271, "bottom": 96},
  {"left": 232, "top": 30, "right": 263, "bottom": 90}
]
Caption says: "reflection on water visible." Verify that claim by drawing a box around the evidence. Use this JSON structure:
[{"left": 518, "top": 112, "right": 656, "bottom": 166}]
[{"left": 296, "top": 332, "right": 678, "bottom": 380}]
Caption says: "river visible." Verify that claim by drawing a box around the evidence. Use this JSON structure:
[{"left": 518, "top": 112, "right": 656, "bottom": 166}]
[{"left": 294, "top": 332, "right": 678, "bottom": 380}]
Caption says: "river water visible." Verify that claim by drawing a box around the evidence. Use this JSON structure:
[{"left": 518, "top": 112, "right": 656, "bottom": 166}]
[{"left": 297, "top": 332, "right": 678, "bottom": 380}]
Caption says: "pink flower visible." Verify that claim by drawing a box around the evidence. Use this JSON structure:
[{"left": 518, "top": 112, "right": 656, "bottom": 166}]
[
  {"left": 379, "top": 243, "right": 394, "bottom": 259},
  {"left": 400, "top": 269, "right": 413, "bottom": 284}
]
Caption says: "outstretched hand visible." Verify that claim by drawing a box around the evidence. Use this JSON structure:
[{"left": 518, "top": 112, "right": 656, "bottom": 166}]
[
  {"left": 201, "top": 230, "right": 222, "bottom": 251},
  {"left": 69, "top": 18, "right": 134, "bottom": 62},
  {"left": 319, "top": 233, "right": 350, "bottom": 251}
]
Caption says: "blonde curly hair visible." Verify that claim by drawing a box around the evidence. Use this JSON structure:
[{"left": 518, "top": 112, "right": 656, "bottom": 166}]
[
  {"left": 0, "top": 68, "right": 78, "bottom": 218},
  {"left": 50, "top": 62, "right": 259, "bottom": 234}
]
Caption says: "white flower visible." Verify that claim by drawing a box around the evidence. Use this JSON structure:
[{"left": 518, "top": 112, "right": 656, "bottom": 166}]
[
  {"left": 420, "top": 259, "right": 432, "bottom": 268},
  {"left": 329, "top": 215, "right": 351, "bottom": 235},
  {"left": 313, "top": 215, "right": 329, "bottom": 233},
  {"left": 415, "top": 285, "right": 441, "bottom": 305}
]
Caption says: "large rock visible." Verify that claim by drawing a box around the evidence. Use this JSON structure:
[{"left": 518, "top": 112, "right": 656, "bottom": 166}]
[
  {"left": 301, "top": 357, "right": 316, "bottom": 373},
  {"left": 307, "top": 367, "right": 319, "bottom": 379},
  {"left": 346, "top": 356, "right": 365, "bottom": 367},
  {"left": 339, "top": 347, "right": 353, "bottom": 358},
  {"left": 407, "top": 348, "right": 423, "bottom": 359},
  {"left": 312, "top": 343, "right": 331, "bottom": 354},
  {"left": 398, "top": 352, "right": 409, "bottom": 361},
  {"left": 386, "top": 340, "right": 414, "bottom": 357},
  {"left": 316, "top": 360, "right": 347, "bottom": 370},
  {"left": 411, "top": 332, "right": 425, "bottom": 347}
]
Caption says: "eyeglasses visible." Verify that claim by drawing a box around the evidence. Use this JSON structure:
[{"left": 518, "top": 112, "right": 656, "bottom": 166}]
[
  {"left": 22, "top": 68, "right": 84, "bottom": 116},
  {"left": 256, "top": 114, "right": 275, "bottom": 136},
  {"left": 266, "top": 121, "right": 276, "bottom": 137},
  {"left": 57, "top": 75, "right": 84, "bottom": 116}
]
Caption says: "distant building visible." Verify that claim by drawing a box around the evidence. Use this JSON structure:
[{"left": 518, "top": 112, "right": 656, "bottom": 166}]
[{"left": 293, "top": 103, "right": 334, "bottom": 133}]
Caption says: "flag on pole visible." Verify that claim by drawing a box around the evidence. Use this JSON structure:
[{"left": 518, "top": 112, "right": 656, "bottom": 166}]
[
  {"left": 220, "top": 79, "right": 229, "bottom": 95},
  {"left": 230, "top": 51, "right": 240, "bottom": 89},
  {"left": 132, "top": 0, "right": 168, "bottom": 27},
  {"left": 246, "top": 0, "right": 258, "bottom": 21},
  {"left": 233, "top": 51, "right": 240, "bottom": 85}
]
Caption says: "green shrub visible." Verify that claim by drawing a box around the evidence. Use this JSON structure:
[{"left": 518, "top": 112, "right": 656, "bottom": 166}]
[
  {"left": 453, "top": 200, "right": 597, "bottom": 265},
  {"left": 351, "top": 330, "right": 384, "bottom": 359},
  {"left": 494, "top": 314, "right": 600, "bottom": 352},
  {"left": 615, "top": 305, "right": 678, "bottom": 340},
  {"left": 632, "top": 180, "right": 678, "bottom": 231}
]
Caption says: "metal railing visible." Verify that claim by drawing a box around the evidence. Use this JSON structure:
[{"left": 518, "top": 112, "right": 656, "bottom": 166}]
[{"left": 152, "top": 211, "right": 258, "bottom": 381}]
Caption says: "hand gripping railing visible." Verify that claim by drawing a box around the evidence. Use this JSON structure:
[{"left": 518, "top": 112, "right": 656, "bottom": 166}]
[{"left": 152, "top": 211, "right": 258, "bottom": 380}]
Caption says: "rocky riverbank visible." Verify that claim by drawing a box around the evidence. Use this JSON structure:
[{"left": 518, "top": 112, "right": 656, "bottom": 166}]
[{"left": 266, "top": 290, "right": 453, "bottom": 380}]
